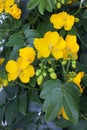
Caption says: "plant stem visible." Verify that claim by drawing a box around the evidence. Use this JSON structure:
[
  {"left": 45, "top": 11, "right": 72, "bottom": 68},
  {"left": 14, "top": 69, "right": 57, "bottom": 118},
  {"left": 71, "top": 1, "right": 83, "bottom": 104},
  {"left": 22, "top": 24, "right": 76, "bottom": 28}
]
[
  {"left": 16, "top": 81, "right": 41, "bottom": 91},
  {"left": 66, "top": 60, "right": 71, "bottom": 73}
]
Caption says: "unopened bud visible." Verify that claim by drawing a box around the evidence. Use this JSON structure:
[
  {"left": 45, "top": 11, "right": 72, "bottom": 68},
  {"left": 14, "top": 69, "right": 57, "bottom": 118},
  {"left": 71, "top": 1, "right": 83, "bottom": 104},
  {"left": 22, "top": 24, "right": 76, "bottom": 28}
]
[
  {"left": 36, "top": 69, "right": 41, "bottom": 76},
  {"left": 48, "top": 68, "right": 54, "bottom": 73},
  {"left": 42, "top": 72, "right": 47, "bottom": 77},
  {"left": 61, "top": 0, "right": 65, "bottom": 4},
  {"left": 50, "top": 72, "right": 57, "bottom": 79},
  {"left": 37, "top": 75, "right": 43, "bottom": 85},
  {"left": 74, "top": 17, "right": 79, "bottom": 22},
  {"left": 57, "top": 2, "right": 61, "bottom": 9},
  {"left": 72, "top": 60, "right": 76, "bottom": 68},
  {"left": 61, "top": 60, "right": 67, "bottom": 65}
]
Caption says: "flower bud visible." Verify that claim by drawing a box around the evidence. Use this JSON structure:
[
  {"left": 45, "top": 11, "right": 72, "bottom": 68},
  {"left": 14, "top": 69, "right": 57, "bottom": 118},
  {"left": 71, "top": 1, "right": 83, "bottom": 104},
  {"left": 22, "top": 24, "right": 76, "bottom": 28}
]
[
  {"left": 50, "top": 72, "right": 57, "bottom": 79},
  {"left": 72, "top": 60, "right": 76, "bottom": 68},
  {"left": 42, "top": 72, "right": 47, "bottom": 77},
  {"left": 57, "top": 2, "right": 61, "bottom": 9},
  {"left": 36, "top": 69, "right": 41, "bottom": 76},
  {"left": 61, "top": 60, "right": 67, "bottom": 65},
  {"left": 37, "top": 75, "right": 43, "bottom": 85},
  {"left": 39, "top": 63, "right": 43, "bottom": 67},
  {"left": 3, "top": 79, "right": 8, "bottom": 87},
  {"left": 61, "top": 0, "right": 65, "bottom": 4},
  {"left": 74, "top": 18, "right": 79, "bottom": 22},
  {"left": 48, "top": 68, "right": 54, "bottom": 73}
]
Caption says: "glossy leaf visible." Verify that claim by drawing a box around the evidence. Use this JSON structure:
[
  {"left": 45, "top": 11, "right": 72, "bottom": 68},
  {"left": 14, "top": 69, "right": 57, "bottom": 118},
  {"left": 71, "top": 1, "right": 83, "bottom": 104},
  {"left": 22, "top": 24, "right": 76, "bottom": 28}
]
[
  {"left": 18, "top": 92, "right": 27, "bottom": 115},
  {"left": 40, "top": 80, "right": 80, "bottom": 123},
  {"left": 27, "top": 0, "right": 40, "bottom": 10}
]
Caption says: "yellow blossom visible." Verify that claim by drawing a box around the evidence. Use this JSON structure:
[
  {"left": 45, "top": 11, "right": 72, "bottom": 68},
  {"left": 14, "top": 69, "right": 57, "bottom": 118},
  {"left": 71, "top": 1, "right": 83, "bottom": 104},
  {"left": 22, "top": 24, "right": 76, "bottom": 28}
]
[
  {"left": 50, "top": 12, "right": 75, "bottom": 31},
  {"left": 0, "top": 58, "right": 5, "bottom": 65},
  {"left": 73, "top": 72, "right": 84, "bottom": 93},
  {"left": 0, "top": 0, "right": 14, "bottom": 13},
  {"left": 58, "top": 107, "right": 69, "bottom": 120},
  {"left": 19, "top": 47, "right": 36, "bottom": 64},
  {"left": 5, "top": 58, "right": 35, "bottom": 83},
  {"left": 34, "top": 31, "right": 66, "bottom": 60},
  {"left": 9, "top": 4, "right": 21, "bottom": 19},
  {"left": 63, "top": 35, "right": 79, "bottom": 60}
]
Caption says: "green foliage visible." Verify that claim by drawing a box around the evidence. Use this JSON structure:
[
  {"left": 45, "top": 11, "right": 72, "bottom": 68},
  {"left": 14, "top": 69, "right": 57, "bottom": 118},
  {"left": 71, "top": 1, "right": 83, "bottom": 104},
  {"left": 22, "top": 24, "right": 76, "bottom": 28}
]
[
  {"left": 0, "top": 0, "right": 87, "bottom": 130},
  {"left": 27, "top": 0, "right": 53, "bottom": 14},
  {"left": 6, "top": 33, "right": 25, "bottom": 47},
  {"left": 40, "top": 80, "right": 80, "bottom": 123}
]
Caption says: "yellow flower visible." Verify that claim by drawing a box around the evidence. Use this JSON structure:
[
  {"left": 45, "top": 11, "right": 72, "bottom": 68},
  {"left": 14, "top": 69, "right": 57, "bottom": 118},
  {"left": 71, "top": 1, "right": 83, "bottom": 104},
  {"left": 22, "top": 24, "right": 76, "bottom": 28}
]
[
  {"left": 5, "top": 58, "right": 35, "bottom": 83},
  {"left": 58, "top": 107, "right": 69, "bottom": 120},
  {"left": 19, "top": 47, "right": 36, "bottom": 64},
  {"left": 0, "top": 0, "right": 14, "bottom": 13},
  {"left": 73, "top": 72, "right": 84, "bottom": 93},
  {"left": 63, "top": 35, "right": 79, "bottom": 60},
  {"left": 0, "top": 58, "right": 5, "bottom": 65},
  {"left": 34, "top": 31, "right": 66, "bottom": 60},
  {"left": 9, "top": 4, "right": 21, "bottom": 19},
  {"left": 50, "top": 12, "right": 75, "bottom": 31}
]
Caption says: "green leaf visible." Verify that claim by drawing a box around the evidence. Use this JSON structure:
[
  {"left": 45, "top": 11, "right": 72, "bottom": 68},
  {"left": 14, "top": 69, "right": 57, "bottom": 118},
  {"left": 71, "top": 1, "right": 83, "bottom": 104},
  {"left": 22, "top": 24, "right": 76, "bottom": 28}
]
[
  {"left": 11, "top": 112, "right": 38, "bottom": 130},
  {"left": 37, "top": 19, "right": 54, "bottom": 35},
  {"left": 0, "top": 105, "right": 6, "bottom": 124},
  {"left": 80, "top": 53, "right": 87, "bottom": 65},
  {"left": 56, "top": 118, "right": 72, "bottom": 128},
  {"left": 64, "top": 82, "right": 80, "bottom": 107},
  {"left": 6, "top": 33, "right": 24, "bottom": 47},
  {"left": 27, "top": 0, "right": 40, "bottom": 10},
  {"left": 69, "top": 120, "right": 87, "bottom": 130},
  {"left": 5, "top": 98, "right": 18, "bottom": 125},
  {"left": 29, "top": 76, "right": 37, "bottom": 87},
  {"left": 9, "top": 44, "right": 24, "bottom": 59},
  {"left": 24, "top": 29, "right": 41, "bottom": 38},
  {"left": 43, "top": 88, "right": 62, "bottom": 121},
  {"left": 38, "top": 0, "right": 45, "bottom": 15},
  {"left": 4, "top": 85, "right": 19, "bottom": 98},
  {"left": 0, "top": 89, "right": 7, "bottom": 106},
  {"left": 18, "top": 92, "right": 27, "bottom": 115},
  {"left": 44, "top": 0, "right": 53, "bottom": 12},
  {"left": 81, "top": 18, "right": 87, "bottom": 32},
  {"left": 40, "top": 80, "right": 62, "bottom": 121},
  {"left": 40, "top": 79, "right": 61, "bottom": 99},
  {"left": 67, "top": 26, "right": 79, "bottom": 36},
  {"left": 63, "top": 91, "right": 79, "bottom": 123},
  {"left": 40, "top": 80, "right": 80, "bottom": 123}
]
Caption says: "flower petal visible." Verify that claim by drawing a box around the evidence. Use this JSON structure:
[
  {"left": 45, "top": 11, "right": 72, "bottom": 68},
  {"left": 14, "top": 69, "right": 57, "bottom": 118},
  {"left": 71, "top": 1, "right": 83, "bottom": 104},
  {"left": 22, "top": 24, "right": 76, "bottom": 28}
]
[
  {"left": 6, "top": 60, "right": 18, "bottom": 73},
  {"left": 19, "top": 65, "right": 35, "bottom": 83},
  {"left": 8, "top": 72, "right": 18, "bottom": 81},
  {"left": 19, "top": 47, "right": 36, "bottom": 64}
]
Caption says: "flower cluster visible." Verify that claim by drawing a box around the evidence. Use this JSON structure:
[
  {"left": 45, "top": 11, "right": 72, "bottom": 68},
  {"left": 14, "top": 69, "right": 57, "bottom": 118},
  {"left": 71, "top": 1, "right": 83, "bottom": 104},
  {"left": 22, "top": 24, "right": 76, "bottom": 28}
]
[
  {"left": 34, "top": 32, "right": 79, "bottom": 61},
  {"left": 0, "top": 0, "right": 21, "bottom": 19},
  {"left": 5, "top": 47, "right": 35, "bottom": 83}
]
